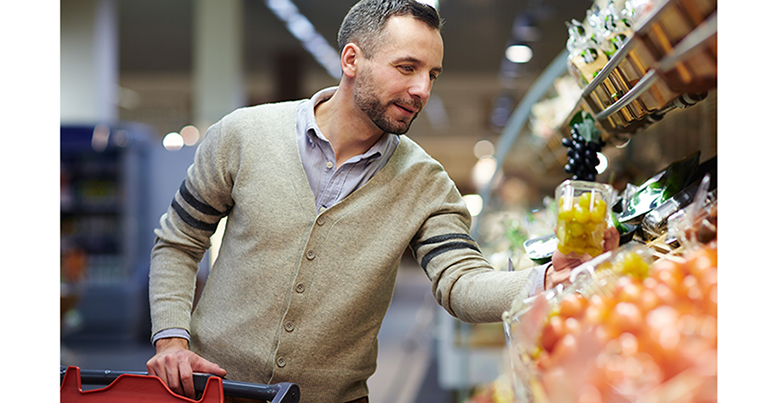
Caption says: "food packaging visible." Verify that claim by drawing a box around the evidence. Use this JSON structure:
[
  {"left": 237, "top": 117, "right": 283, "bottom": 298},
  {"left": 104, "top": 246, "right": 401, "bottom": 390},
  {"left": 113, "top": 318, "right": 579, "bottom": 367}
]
[
  {"left": 502, "top": 242, "right": 717, "bottom": 403},
  {"left": 616, "top": 151, "right": 700, "bottom": 225},
  {"left": 524, "top": 233, "right": 558, "bottom": 265},
  {"left": 555, "top": 180, "right": 614, "bottom": 257},
  {"left": 667, "top": 173, "right": 717, "bottom": 248}
]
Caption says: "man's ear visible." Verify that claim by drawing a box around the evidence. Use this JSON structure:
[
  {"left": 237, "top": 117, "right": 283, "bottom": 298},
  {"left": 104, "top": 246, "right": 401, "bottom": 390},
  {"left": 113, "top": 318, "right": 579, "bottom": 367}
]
[{"left": 340, "top": 43, "right": 361, "bottom": 78}]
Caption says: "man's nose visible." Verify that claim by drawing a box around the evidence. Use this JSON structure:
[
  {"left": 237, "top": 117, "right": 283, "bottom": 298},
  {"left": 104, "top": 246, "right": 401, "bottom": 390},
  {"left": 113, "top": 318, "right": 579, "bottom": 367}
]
[{"left": 409, "top": 73, "right": 432, "bottom": 102}]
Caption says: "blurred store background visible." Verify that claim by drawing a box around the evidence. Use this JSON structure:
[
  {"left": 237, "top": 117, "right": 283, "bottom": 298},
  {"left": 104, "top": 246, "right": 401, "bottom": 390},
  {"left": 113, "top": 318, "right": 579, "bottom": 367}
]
[
  {"left": 8, "top": 0, "right": 729, "bottom": 401},
  {"left": 56, "top": 1, "right": 602, "bottom": 401}
]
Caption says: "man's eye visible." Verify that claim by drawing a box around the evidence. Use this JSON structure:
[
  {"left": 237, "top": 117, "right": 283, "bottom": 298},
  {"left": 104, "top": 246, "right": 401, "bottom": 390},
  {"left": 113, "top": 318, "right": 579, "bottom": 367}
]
[{"left": 399, "top": 65, "right": 415, "bottom": 73}]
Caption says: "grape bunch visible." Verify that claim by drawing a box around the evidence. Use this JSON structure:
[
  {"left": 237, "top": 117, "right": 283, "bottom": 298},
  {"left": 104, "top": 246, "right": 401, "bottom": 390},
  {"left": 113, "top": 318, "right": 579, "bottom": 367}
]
[{"left": 562, "top": 124, "right": 605, "bottom": 181}]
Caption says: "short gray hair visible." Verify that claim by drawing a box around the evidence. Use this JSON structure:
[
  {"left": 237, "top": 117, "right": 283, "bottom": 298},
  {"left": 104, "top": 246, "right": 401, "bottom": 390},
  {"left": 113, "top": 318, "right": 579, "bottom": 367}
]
[{"left": 337, "top": 0, "right": 443, "bottom": 58}]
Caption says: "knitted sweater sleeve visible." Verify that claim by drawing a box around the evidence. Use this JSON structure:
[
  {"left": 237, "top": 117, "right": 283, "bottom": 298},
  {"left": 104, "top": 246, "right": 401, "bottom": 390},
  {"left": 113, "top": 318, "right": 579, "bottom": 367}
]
[
  {"left": 410, "top": 185, "right": 538, "bottom": 324},
  {"left": 148, "top": 118, "right": 237, "bottom": 338}
]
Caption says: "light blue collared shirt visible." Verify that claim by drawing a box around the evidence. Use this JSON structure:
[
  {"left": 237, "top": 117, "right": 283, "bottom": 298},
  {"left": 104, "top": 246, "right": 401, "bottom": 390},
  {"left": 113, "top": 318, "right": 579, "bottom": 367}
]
[{"left": 297, "top": 87, "right": 400, "bottom": 213}]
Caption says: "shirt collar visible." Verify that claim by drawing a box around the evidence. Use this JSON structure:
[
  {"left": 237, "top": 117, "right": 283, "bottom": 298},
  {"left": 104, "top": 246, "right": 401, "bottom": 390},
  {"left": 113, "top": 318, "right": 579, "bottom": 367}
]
[
  {"left": 299, "top": 87, "right": 336, "bottom": 148},
  {"left": 299, "top": 86, "right": 393, "bottom": 161}
]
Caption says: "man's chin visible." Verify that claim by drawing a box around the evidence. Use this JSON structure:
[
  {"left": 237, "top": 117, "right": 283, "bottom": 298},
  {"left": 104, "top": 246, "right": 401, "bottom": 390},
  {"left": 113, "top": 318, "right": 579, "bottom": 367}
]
[{"left": 374, "top": 119, "right": 412, "bottom": 135}]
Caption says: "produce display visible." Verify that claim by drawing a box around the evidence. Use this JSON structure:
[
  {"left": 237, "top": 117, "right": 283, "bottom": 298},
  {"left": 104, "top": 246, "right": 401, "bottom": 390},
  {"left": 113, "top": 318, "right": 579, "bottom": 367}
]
[
  {"left": 463, "top": 0, "right": 717, "bottom": 400},
  {"left": 566, "top": 0, "right": 651, "bottom": 87},
  {"left": 503, "top": 242, "right": 717, "bottom": 403}
]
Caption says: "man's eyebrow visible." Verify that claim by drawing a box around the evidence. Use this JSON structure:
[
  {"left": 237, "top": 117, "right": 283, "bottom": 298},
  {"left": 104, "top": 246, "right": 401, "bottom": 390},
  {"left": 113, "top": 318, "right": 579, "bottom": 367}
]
[{"left": 393, "top": 56, "right": 443, "bottom": 75}]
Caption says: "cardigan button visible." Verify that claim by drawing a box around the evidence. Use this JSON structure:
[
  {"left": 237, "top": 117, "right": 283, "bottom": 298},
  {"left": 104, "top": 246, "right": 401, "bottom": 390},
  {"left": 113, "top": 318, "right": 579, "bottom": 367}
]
[
  {"left": 284, "top": 321, "right": 295, "bottom": 332},
  {"left": 306, "top": 250, "right": 315, "bottom": 260},
  {"left": 276, "top": 356, "right": 286, "bottom": 368},
  {"left": 295, "top": 283, "right": 305, "bottom": 293},
  {"left": 317, "top": 216, "right": 326, "bottom": 226}
]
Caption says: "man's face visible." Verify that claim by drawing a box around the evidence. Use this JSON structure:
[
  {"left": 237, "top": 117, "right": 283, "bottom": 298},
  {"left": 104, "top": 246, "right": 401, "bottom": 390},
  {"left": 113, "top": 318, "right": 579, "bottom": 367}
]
[{"left": 353, "top": 16, "right": 444, "bottom": 134}]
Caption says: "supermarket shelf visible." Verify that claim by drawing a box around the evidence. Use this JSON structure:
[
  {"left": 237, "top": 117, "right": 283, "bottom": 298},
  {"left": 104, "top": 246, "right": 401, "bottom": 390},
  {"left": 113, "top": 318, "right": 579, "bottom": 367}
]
[
  {"left": 591, "top": 11, "right": 716, "bottom": 121},
  {"left": 530, "top": 0, "right": 717, "bottom": 176},
  {"left": 581, "top": 0, "right": 717, "bottom": 136},
  {"left": 467, "top": 1, "right": 719, "bottom": 401}
]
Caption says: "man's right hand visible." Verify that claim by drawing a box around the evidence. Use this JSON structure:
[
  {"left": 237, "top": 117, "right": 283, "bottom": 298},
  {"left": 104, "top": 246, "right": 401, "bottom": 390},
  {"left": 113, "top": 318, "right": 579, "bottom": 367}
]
[{"left": 146, "top": 337, "right": 227, "bottom": 398}]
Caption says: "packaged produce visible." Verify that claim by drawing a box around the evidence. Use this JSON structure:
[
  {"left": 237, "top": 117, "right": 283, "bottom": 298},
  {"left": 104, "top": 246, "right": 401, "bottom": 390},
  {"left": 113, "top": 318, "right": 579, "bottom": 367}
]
[
  {"left": 639, "top": 177, "right": 699, "bottom": 241},
  {"left": 616, "top": 151, "right": 700, "bottom": 225},
  {"left": 667, "top": 174, "right": 717, "bottom": 249},
  {"left": 555, "top": 180, "right": 614, "bottom": 258},
  {"left": 641, "top": 162, "right": 716, "bottom": 242},
  {"left": 524, "top": 234, "right": 558, "bottom": 265},
  {"left": 623, "top": 0, "right": 661, "bottom": 29},
  {"left": 565, "top": 0, "right": 647, "bottom": 87},
  {"left": 595, "top": 0, "right": 634, "bottom": 58},
  {"left": 503, "top": 243, "right": 717, "bottom": 403},
  {"left": 566, "top": 18, "right": 609, "bottom": 87}
]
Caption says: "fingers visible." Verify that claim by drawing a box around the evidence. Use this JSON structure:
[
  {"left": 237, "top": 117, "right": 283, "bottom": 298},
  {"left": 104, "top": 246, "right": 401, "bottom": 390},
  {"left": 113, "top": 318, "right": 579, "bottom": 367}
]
[
  {"left": 179, "top": 360, "right": 195, "bottom": 398},
  {"left": 164, "top": 353, "right": 188, "bottom": 397},
  {"left": 551, "top": 250, "right": 591, "bottom": 272},
  {"left": 146, "top": 351, "right": 185, "bottom": 397},
  {"left": 186, "top": 354, "right": 227, "bottom": 379},
  {"left": 198, "top": 359, "right": 227, "bottom": 377},
  {"left": 544, "top": 263, "right": 571, "bottom": 290},
  {"left": 146, "top": 345, "right": 225, "bottom": 399},
  {"left": 603, "top": 226, "right": 620, "bottom": 252}
]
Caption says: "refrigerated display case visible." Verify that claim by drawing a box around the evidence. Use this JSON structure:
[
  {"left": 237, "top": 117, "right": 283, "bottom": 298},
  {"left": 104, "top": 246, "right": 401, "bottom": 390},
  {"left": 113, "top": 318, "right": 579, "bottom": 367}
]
[{"left": 456, "top": 0, "right": 717, "bottom": 401}]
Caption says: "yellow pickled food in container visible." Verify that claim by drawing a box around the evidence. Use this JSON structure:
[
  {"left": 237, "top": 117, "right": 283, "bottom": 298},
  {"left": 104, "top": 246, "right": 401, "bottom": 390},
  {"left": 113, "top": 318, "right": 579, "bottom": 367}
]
[{"left": 557, "top": 191, "right": 607, "bottom": 256}]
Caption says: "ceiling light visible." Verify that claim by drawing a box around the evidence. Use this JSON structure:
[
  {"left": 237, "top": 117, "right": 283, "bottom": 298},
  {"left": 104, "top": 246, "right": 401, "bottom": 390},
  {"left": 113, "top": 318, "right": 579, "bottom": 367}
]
[
  {"left": 163, "top": 132, "right": 184, "bottom": 151},
  {"left": 473, "top": 140, "right": 495, "bottom": 160},
  {"left": 180, "top": 125, "right": 200, "bottom": 146},
  {"left": 463, "top": 194, "right": 483, "bottom": 217},
  {"left": 265, "top": 0, "right": 341, "bottom": 79},
  {"left": 505, "top": 44, "right": 533, "bottom": 63},
  {"left": 471, "top": 157, "right": 497, "bottom": 190}
]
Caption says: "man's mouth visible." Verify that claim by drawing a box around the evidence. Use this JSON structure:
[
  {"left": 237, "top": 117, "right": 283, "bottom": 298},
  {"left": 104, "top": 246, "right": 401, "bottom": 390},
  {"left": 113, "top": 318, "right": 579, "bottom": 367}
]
[{"left": 393, "top": 101, "right": 420, "bottom": 115}]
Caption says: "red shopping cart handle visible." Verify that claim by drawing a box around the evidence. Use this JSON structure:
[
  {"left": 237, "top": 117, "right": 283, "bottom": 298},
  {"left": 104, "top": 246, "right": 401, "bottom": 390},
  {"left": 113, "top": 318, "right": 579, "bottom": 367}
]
[{"left": 60, "top": 366, "right": 300, "bottom": 403}]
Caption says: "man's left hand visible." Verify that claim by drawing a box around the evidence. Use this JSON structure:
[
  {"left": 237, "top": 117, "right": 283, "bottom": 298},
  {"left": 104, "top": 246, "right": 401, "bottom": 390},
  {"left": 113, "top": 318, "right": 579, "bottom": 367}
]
[{"left": 545, "top": 226, "right": 620, "bottom": 290}]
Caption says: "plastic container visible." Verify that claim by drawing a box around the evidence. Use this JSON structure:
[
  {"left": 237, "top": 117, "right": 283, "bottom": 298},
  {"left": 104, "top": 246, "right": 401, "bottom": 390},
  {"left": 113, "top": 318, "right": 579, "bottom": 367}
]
[{"left": 555, "top": 180, "right": 614, "bottom": 257}]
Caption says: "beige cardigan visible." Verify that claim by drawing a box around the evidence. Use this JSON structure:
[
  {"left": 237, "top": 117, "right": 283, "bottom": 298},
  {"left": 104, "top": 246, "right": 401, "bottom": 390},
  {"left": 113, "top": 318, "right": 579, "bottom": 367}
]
[{"left": 149, "top": 101, "right": 535, "bottom": 402}]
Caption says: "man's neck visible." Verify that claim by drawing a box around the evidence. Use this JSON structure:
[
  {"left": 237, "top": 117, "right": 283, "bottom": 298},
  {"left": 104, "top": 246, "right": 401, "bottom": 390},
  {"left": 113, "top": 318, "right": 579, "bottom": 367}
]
[{"left": 314, "top": 90, "right": 385, "bottom": 166}]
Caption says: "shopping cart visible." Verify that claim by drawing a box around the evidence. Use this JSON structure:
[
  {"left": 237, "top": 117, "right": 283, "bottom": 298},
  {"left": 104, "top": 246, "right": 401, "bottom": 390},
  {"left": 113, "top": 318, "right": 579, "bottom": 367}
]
[{"left": 61, "top": 365, "right": 300, "bottom": 403}]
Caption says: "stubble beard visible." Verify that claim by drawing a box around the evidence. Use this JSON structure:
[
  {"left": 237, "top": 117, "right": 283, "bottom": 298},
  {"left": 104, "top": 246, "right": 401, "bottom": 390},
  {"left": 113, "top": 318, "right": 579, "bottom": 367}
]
[{"left": 353, "top": 69, "right": 421, "bottom": 135}]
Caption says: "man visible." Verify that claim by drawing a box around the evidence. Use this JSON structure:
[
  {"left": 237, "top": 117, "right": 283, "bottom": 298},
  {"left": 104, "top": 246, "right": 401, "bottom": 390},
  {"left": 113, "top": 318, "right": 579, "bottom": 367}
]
[{"left": 146, "top": 1, "right": 618, "bottom": 402}]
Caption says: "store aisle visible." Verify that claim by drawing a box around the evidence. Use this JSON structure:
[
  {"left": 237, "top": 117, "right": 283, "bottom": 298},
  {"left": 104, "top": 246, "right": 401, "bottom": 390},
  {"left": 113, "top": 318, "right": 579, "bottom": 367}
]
[
  {"left": 60, "top": 259, "right": 451, "bottom": 403},
  {"left": 368, "top": 263, "right": 438, "bottom": 403}
]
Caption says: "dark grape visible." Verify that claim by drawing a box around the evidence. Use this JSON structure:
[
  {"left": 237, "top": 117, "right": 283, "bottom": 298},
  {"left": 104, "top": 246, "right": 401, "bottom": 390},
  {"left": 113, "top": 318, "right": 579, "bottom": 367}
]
[{"left": 561, "top": 129, "right": 605, "bottom": 181}]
